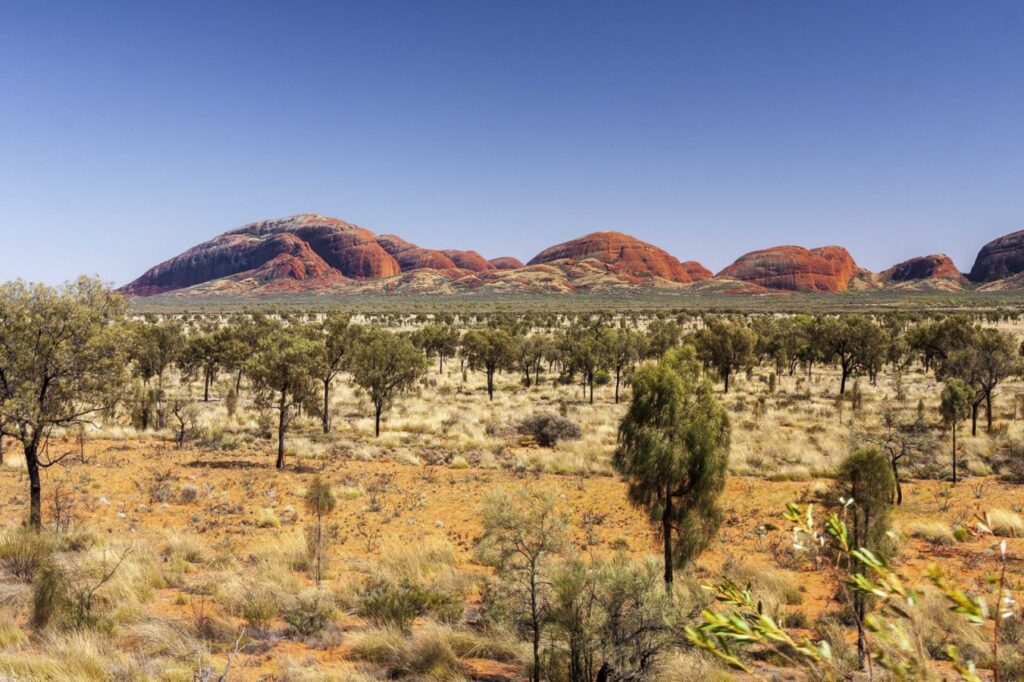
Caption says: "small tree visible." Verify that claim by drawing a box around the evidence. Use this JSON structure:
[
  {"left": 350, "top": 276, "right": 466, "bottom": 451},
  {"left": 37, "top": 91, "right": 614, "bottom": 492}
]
[
  {"left": 462, "top": 328, "right": 516, "bottom": 401},
  {"left": 246, "top": 326, "right": 318, "bottom": 469},
  {"left": 476, "top": 487, "right": 568, "bottom": 682},
  {"left": 177, "top": 330, "right": 224, "bottom": 402},
  {"left": 304, "top": 476, "right": 336, "bottom": 586},
  {"left": 349, "top": 328, "right": 427, "bottom": 436},
  {"left": 613, "top": 358, "right": 730, "bottom": 594},
  {"left": 413, "top": 324, "right": 460, "bottom": 374},
  {"left": 0, "top": 278, "right": 127, "bottom": 529},
  {"left": 940, "top": 378, "right": 973, "bottom": 484},
  {"left": 306, "top": 314, "right": 359, "bottom": 434},
  {"left": 694, "top": 317, "right": 757, "bottom": 393},
  {"left": 604, "top": 328, "right": 643, "bottom": 403},
  {"left": 835, "top": 447, "right": 895, "bottom": 667}
]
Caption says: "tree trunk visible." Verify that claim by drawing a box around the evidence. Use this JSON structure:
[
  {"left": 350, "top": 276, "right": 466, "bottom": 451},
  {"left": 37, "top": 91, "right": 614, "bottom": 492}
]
[
  {"left": 375, "top": 403, "right": 382, "bottom": 437},
  {"left": 276, "top": 391, "right": 286, "bottom": 470},
  {"left": 663, "top": 487, "right": 673, "bottom": 596},
  {"left": 952, "top": 421, "right": 958, "bottom": 484},
  {"left": 235, "top": 369, "right": 242, "bottom": 393},
  {"left": 487, "top": 370, "right": 494, "bottom": 401},
  {"left": 891, "top": 458, "right": 903, "bottom": 505},
  {"left": 322, "top": 379, "right": 331, "bottom": 434},
  {"left": 203, "top": 371, "right": 211, "bottom": 402},
  {"left": 614, "top": 367, "right": 621, "bottom": 404},
  {"left": 588, "top": 375, "right": 594, "bottom": 404},
  {"left": 530, "top": 568, "right": 541, "bottom": 682},
  {"left": 986, "top": 394, "right": 993, "bottom": 432},
  {"left": 840, "top": 365, "right": 848, "bottom": 395},
  {"left": 971, "top": 402, "right": 979, "bottom": 436},
  {"left": 723, "top": 369, "right": 730, "bottom": 393},
  {"left": 26, "top": 441, "right": 42, "bottom": 530}
]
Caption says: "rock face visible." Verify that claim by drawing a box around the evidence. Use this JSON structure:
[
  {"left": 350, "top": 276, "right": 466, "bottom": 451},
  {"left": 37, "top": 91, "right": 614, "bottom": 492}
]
[
  {"left": 882, "top": 254, "right": 961, "bottom": 282},
  {"left": 717, "top": 245, "right": 858, "bottom": 292},
  {"left": 527, "top": 231, "right": 711, "bottom": 283},
  {"left": 489, "top": 256, "right": 524, "bottom": 270},
  {"left": 968, "top": 229, "right": 1024, "bottom": 283}
]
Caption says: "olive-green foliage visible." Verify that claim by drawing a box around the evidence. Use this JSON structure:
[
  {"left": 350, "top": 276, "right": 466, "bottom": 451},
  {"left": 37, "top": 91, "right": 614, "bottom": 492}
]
[
  {"left": 348, "top": 327, "right": 428, "bottom": 436},
  {"left": 614, "top": 356, "right": 730, "bottom": 583}
]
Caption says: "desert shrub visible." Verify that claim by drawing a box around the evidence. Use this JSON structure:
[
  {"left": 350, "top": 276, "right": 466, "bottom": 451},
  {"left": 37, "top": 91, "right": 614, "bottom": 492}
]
[
  {"left": 242, "top": 587, "right": 281, "bottom": 632},
  {"left": 284, "top": 589, "right": 334, "bottom": 638},
  {"left": 516, "top": 413, "right": 581, "bottom": 447},
  {"left": 178, "top": 484, "right": 200, "bottom": 504},
  {"left": 358, "top": 576, "right": 462, "bottom": 631},
  {"left": 918, "top": 590, "right": 988, "bottom": 662},
  {"left": 358, "top": 543, "right": 469, "bottom": 630},
  {"left": 0, "top": 527, "right": 56, "bottom": 580},
  {"left": 909, "top": 521, "right": 956, "bottom": 547}
]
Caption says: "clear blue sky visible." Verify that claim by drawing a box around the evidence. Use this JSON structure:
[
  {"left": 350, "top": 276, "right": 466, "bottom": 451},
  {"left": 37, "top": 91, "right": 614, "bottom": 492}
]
[{"left": 2, "top": 1, "right": 1023, "bottom": 284}]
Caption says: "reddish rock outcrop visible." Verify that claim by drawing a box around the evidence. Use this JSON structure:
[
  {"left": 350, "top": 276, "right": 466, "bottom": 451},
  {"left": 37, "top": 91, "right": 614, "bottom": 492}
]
[
  {"left": 375, "top": 234, "right": 458, "bottom": 270},
  {"left": 442, "top": 250, "right": 496, "bottom": 272},
  {"left": 968, "top": 229, "right": 1024, "bottom": 283},
  {"left": 527, "top": 231, "right": 711, "bottom": 283},
  {"left": 717, "top": 245, "right": 858, "bottom": 292},
  {"left": 882, "top": 254, "right": 961, "bottom": 282},
  {"left": 489, "top": 256, "right": 525, "bottom": 270}
]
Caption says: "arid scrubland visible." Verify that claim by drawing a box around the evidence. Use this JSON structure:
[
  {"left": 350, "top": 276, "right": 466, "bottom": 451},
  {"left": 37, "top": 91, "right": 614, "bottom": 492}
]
[{"left": 0, "top": 279, "right": 1022, "bottom": 681}]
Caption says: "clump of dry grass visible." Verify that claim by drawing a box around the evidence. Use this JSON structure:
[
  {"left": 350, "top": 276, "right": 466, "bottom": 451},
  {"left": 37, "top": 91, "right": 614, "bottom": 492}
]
[
  {"left": 985, "top": 508, "right": 1024, "bottom": 537},
  {"left": 908, "top": 520, "right": 956, "bottom": 546}
]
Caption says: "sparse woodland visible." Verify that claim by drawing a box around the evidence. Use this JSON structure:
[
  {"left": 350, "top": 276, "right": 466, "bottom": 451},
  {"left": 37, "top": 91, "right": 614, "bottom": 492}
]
[{"left": 0, "top": 277, "right": 1022, "bottom": 680}]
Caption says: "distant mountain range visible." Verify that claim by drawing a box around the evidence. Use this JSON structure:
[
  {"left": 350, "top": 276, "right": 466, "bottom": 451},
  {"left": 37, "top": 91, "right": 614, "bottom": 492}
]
[{"left": 121, "top": 213, "right": 1024, "bottom": 297}]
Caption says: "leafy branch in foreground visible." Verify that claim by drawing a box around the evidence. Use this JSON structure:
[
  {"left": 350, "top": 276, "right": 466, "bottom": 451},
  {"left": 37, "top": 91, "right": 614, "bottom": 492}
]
[{"left": 686, "top": 502, "right": 1018, "bottom": 681}]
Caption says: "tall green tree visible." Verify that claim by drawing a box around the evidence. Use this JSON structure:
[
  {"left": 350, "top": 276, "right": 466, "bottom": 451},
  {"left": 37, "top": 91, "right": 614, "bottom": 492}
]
[
  {"left": 613, "top": 358, "right": 731, "bottom": 594},
  {"left": 942, "top": 327, "right": 1019, "bottom": 434},
  {"left": 412, "top": 324, "right": 460, "bottom": 374},
  {"left": 562, "top": 322, "right": 608, "bottom": 404},
  {"left": 177, "top": 330, "right": 225, "bottom": 402},
  {"left": 693, "top": 317, "right": 757, "bottom": 393},
  {"left": 247, "top": 325, "right": 318, "bottom": 469},
  {"left": 940, "top": 378, "right": 972, "bottom": 484},
  {"left": 0, "top": 278, "right": 128, "bottom": 529},
  {"left": 306, "top": 314, "right": 359, "bottom": 434},
  {"left": 462, "top": 328, "right": 516, "bottom": 401},
  {"left": 349, "top": 328, "right": 427, "bottom": 436},
  {"left": 813, "top": 316, "right": 887, "bottom": 394},
  {"left": 835, "top": 447, "right": 895, "bottom": 666},
  {"left": 604, "top": 328, "right": 644, "bottom": 403}
]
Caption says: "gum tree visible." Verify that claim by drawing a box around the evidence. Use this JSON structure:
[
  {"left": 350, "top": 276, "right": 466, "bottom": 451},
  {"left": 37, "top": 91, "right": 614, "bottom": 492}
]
[
  {"left": 349, "top": 328, "right": 427, "bottom": 436},
  {"left": 247, "top": 324, "right": 318, "bottom": 469},
  {"left": 0, "top": 277, "right": 127, "bottom": 529}
]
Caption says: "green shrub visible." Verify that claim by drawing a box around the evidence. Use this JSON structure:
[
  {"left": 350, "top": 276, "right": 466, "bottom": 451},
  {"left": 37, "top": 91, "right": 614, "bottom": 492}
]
[
  {"left": 516, "top": 413, "right": 581, "bottom": 447},
  {"left": 358, "top": 577, "right": 462, "bottom": 630},
  {"left": 241, "top": 588, "right": 280, "bottom": 631},
  {"left": 31, "top": 562, "right": 68, "bottom": 630},
  {"left": 284, "top": 590, "right": 334, "bottom": 638}
]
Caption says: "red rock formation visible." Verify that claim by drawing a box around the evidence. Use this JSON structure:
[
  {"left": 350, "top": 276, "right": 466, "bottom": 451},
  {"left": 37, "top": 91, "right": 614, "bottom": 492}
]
[
  {"left": 375, "top": 234, "right": 458, "bottom": 270},
  {"left": 489, "top": 256, "right": 525, "bottom": 270},
  {"left": 717, "top": 245, "right": 858, "bottom": 292},
  {"left": 882, "top": 254, "right": 961, "bottom": 282},
  {"left": 527, "top": 231, "right": 711, "bottom": 283},
  {"left": 968, "top": 229, "right": 1024, "bottom": 282},
  {"left": 442, "top": 250, "right": 496, "bottom": 272}
]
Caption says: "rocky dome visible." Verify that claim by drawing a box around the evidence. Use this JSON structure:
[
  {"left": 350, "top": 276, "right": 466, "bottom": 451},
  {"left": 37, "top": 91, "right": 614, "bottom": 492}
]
[
  {"left": 882, "top": 254, "right": 961, "bottom": 282},
  {"left": 968, "top": 229, "right": 1024, "bottom": 283},
  {"left": 489, "top": 256, "right": 525, "bottom": 270},
  {"left": 441, "top": 250, "right": 496, "bottom": 272},
  {"left": 717, "top": 245, "right": 858, "bottom": 292},
  {"left": 527, "top": 231, "right": 711, "bottom": 284}
]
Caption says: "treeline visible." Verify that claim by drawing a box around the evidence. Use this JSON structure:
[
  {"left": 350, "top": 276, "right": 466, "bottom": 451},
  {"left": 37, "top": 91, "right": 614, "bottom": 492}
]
[{"left": 2, "top": 277, "right": 1023, "bottom": 527}]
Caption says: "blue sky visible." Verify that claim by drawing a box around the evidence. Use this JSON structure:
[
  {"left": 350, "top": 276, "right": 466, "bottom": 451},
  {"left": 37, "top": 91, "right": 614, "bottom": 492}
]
[{"left": 1, "top": 1, "right": 1023, "bottom": 284}]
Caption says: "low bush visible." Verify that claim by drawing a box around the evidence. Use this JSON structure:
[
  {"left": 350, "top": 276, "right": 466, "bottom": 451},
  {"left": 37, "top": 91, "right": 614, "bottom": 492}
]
[
  {"left": 284, "top": 590, "right": 334, "bottom": 638},
  {"left": 516, "top": 413, "right": 581, "bottom": 447}
]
